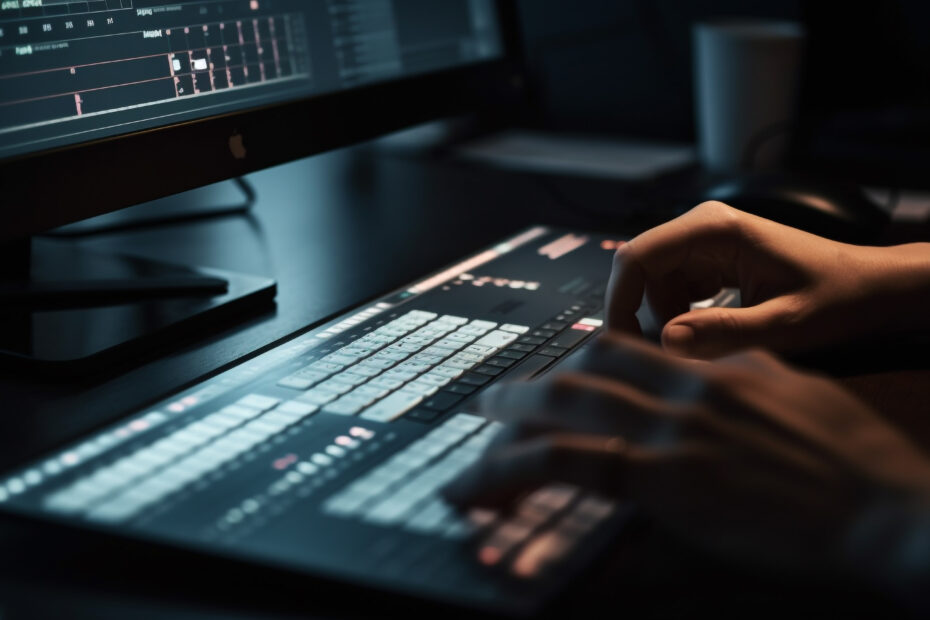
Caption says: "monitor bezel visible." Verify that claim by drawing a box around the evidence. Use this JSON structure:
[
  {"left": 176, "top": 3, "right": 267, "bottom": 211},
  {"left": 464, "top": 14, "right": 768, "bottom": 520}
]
[{"left": 0, "top": 1, "right": 524, "bottom": 242}]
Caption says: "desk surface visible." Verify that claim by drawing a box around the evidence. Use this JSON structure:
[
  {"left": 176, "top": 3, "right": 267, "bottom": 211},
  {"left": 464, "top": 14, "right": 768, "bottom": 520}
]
[{"left": 1, "top": 145, "right": 927, "bottom": 619}]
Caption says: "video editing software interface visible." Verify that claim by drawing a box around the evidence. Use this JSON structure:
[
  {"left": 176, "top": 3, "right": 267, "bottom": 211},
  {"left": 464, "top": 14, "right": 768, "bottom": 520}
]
[
  {"left": 0, "top": 228, "right": 631, "bottom": 613},
  {"left": 0, "top": 0, "right": 502, "bottom": 158}
]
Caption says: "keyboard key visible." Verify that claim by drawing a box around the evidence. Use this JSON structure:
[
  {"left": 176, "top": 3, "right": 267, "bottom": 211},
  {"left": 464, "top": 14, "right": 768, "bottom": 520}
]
[
  {"left": 237, "top": 394, "right": 280, "bottom": 411},
  {"left": 352, "top": 385, "right": 390, "bottom": 400},
  {"left": 405, "top": 499, "right": 453, "bottom": 533},
  {"left": 444, "top": 383, "right": 476, "bottom": 396},
  {"left": 539, "top": 346, "right": 569, "bottom": 357},
  {"left": 548, "top": 329, "right": 591, "bottom": 349},
  {"left": 530, "top": 329, "right": 556, "bottom": 339},
  {"left": 292, "top": 368, "right": 331, "bottom": 383},
  {"left": 479, "top": 520, "right": 536, "bottom": 565},
  {"left": 542, "top": 322, "right": 568, "bottom": 331},
  {"left": 499, "top": 324, "right": 530, "bottom": 334},
  {"left": 407, "top": 310, "right": 438, "bottom": 321},
  {"left": 422, "top": 392, "right": 464, "bottom": 412},
  {"left": 408, "top": 408, "right": 442, "bottom": 423},
  {"left": 397, "top": 360, "right": 433, "bottom": 374},
  {"left": 360, "top": 392, "right": 424, "bottom": 422},
  {"left": 418, "top": 372, "right": 452, "bottom": 387},
  {"left": 516, "top": 337, "right": 545, "bottom": 346},
  {"left": 509, "top": 529, "right": 574, "bottom": 579},
  {"left": 221, "top": 404, "right": 263, "bottom": 420},
  {"left": 329, "top": 373, "right": 366, "bottom": 387},
  {"left": 297, "top": 390, "right": 339, "bottom": 406},
  {"left": 463, "top": 344, "right": 495, "bottom": 356},
  {"left": 473, "top": 365, "right": 504, "bottom": 377},
  {"left": 445, "top": 413, "right": 486, "bottom": 432},
  {"left": 474, "top": 330, "right": 518, "bottom": 349},
  {"left": 322, "top": 491, "right": 369, "bottom": 517},
  {"left": 324, "top": 353, "right": 359, "bottom": 366},
  {"left": 507, "top": 354, "right": 556, "bottom": 382},
  {"left": 443, "top": 358, "right": 477, "bottom": 371},
  {"left": 497, "top": 349, "right": 527, "bottom": 360},
  {"left": 309, "top": 361, "right": 345, "bottom": 374},
  {"left": 459, "top": 324, "right": 492, "bottom": 337},
  {"left": 326, "top": 445, "right": 347, "bottom": 458},
  {"left": 277, "top": 375, "right": 316, "bottom": 390},
  {"left": 485, "top": 357, "right": 516, "bottom": 368},
  {"left": 456, "top": 351, "right": 485, "bottom": 363},
  {"left": 315, "top": 379, "right": 354, "bottom": 396},
  {"left": 437, "top": 314, "right": 468, "bottom": 325},
  {"left": 278, "top": 400, "right": 319, "bottom": 417},
  {"left": 311, "top": 453, "right": 334, "bottom": 467},
  {"left": 401, "top": 381, "right": 439, "bottom": 397},
  {"left": 383, "top": 368, "right": 419, "bottom": 382},
  {"left": 431, "top": 365, "right": 463, "bottom": 379},
  {"left": 510, "top": 343, "right": 537, "bottom": 353},
  {"left": 369, "top": 376, "right": 406, "bottom": 391},
  {"left": 364, "top": 497, "right": 418, "bottom": 526},
  {"left": 459, "top": 373, "right": 491, "bottom": 387},
  {"left": 346, "top": 364, "right": 382, "bottom": 378}
]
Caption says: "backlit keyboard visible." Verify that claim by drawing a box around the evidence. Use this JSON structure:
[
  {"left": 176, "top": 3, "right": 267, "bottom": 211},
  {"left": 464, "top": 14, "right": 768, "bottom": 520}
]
[
  {"left": 278, "top": 310, "right": 530, "bottom": 422},
  {"left": 0, "top": 226, "right": 632, "bottom": 615}
]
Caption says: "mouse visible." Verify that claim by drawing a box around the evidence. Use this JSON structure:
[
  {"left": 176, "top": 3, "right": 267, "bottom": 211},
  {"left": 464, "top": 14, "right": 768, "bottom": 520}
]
[{"left": 698, "top": 172, "right": 891, "bottom": 243}]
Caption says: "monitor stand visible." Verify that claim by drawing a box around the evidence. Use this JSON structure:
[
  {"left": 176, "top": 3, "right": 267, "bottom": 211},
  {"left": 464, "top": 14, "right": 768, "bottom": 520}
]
[
  {"left": 0, "top": 188, "right": 275, "bottom": 373},
  {"left": 47, "top": 178, "right": 255, "bottom": 236}
]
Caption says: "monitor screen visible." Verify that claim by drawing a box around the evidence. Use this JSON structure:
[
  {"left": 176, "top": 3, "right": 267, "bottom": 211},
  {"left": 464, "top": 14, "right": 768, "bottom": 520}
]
[{"left": 0, "top": 0, "right": 503, "bottom": 160}]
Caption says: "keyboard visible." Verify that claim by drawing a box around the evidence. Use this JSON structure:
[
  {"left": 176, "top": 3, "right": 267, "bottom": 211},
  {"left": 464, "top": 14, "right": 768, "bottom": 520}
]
[{"left": 0, "top": 226, "right": 633, "bottom": 616}]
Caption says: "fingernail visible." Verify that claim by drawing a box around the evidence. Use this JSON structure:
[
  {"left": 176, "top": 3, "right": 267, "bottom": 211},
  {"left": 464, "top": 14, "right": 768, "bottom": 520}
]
[{"left": 664, "top": 324, "right": 694, "bottom": 355}]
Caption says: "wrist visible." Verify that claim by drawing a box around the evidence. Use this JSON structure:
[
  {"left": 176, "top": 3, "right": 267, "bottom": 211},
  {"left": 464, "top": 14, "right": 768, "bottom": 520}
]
[{"left": 856, "top": 243, "right": 930, "bottom": 335}]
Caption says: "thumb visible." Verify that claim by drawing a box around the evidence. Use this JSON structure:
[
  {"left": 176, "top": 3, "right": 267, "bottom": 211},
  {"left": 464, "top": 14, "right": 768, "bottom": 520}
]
[{"left": 661, "top": 298, "right": 798, "bottom": 358}]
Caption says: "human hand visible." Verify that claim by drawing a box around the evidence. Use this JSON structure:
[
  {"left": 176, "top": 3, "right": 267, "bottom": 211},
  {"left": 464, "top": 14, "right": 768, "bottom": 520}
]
[
  {"left": 606, "top": 201, "right": 930, "bottom": 358},
  {"left": 443, "top": 332, "right": 930, "bottom": 578}
]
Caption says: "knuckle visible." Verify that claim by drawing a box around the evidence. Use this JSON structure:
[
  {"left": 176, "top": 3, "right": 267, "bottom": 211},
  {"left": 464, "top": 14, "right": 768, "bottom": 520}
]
[
  {"left": 694, "top": 200, "right": 734, "bottom": 218},
  {"left": 693, "top": 200, "right": 743, "bottom": 234}
]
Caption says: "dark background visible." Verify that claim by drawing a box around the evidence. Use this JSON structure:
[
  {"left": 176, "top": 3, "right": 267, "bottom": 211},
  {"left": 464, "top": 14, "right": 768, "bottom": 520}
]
[
  {"left": 512, "top": 0, "right": 930, "bottom": 187},
  {"left": 514, "top": 0, "right": 801, "bottom": 140}
]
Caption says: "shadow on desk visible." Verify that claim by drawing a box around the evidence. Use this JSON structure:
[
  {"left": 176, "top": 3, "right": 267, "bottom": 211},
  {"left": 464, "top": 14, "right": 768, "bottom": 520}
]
[{"left": 0, "top": 510, "right": 902, "bottom": 620}]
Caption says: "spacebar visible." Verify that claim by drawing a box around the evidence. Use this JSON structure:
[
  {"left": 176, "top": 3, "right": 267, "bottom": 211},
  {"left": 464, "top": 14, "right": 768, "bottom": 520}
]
[{"left": 360, "top": 392, "right": 423, "bottom": 422}]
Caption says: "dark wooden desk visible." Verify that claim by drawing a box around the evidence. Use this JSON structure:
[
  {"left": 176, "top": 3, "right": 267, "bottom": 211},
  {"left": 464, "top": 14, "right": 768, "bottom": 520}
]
[{"left": 0, "top": 145, "right": 927, "bottom": 619}]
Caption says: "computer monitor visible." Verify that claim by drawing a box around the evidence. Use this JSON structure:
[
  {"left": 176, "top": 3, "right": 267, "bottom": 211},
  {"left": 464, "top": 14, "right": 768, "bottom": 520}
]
[{"left": 0, "top": 0, "right": 524, "bottom": 368}]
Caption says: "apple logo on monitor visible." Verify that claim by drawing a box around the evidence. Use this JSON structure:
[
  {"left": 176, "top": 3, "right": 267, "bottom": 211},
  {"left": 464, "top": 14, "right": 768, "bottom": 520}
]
[{"left": 229, "top": 132, "right": 247, "bottom": 159}]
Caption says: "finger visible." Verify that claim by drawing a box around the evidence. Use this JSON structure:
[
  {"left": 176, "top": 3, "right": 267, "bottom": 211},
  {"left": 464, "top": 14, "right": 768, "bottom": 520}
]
[
  {"left": 441, "top": 433, "right": 662, "bottom": 508},
  {"left": 477, "top": 371, "right": 684, "bottom": 440},
  {"left": 563, "top": 331, "right": 709, "bottom": 398},
  {"left": 606, "top": 202, "right": 743, "bottom": 332},
  {"left": 660, "top": 297, "right": 801, "bottom": 358}
]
